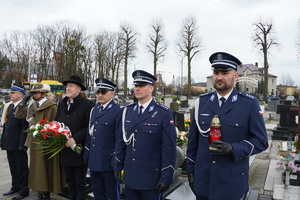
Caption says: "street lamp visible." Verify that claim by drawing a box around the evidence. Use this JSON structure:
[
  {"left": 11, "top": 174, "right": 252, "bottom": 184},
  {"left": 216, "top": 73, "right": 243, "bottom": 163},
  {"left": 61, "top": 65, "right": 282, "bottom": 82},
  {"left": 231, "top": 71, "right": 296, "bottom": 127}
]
[
  {"left": 255, "top": 76, "right": 259, "bottom": 99},
  {"left": 175, "top": 52, "right": 184, "bottom": 96}
]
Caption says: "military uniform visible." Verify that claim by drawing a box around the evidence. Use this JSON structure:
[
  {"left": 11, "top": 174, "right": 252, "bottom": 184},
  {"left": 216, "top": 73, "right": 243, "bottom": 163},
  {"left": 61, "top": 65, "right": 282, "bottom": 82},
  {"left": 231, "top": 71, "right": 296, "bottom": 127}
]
[
  {"left": 84, "top": 78, "right": 123, "bottom": 200},
  {"left": 186, "top": 52, "right": 268, "bottom": 200}
]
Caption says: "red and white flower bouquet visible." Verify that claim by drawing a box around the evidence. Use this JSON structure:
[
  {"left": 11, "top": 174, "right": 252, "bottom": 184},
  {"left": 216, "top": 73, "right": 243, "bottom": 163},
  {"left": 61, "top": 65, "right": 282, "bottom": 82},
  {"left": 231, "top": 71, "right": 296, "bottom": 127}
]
[{"left": 25, "top": 118, "right": 82, "bottom": 159}]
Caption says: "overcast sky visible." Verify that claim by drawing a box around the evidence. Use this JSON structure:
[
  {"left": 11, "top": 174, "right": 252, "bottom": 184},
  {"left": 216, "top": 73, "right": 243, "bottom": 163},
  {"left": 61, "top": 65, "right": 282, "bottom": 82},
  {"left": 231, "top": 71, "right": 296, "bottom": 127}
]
[{"left": 1, "top": 0, "right": 300, "bottom": 87}]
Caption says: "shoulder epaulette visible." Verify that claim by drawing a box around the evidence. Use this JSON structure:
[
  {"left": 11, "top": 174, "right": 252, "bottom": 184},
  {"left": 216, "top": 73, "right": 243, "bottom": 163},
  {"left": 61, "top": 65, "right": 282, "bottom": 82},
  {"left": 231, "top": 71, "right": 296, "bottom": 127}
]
[
  {"left": 156, "top": 103, "right": 170, "bottom": 111},
  {"left": 199, "top": 92, "right": 213, "bottom": 97},
  {"left": 239, "top": 92, "right": 256, "bottom": 100}
]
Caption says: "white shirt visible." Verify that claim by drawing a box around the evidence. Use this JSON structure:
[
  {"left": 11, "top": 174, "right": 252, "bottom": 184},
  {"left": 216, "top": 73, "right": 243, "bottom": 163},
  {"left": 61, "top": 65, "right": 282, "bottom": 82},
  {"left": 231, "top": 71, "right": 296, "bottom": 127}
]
[
  {"left": 138, "top": 98, "right": 152, "bottom": 114},
  {"left": 216, "top": 89, "right": 233, "bottom": 107}
]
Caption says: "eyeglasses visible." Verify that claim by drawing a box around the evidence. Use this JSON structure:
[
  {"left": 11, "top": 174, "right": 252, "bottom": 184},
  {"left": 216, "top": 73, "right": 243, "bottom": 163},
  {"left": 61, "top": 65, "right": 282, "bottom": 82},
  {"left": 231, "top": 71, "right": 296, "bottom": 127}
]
[{"left": 95, "top": 90, "right": 109, "bottom": 95}]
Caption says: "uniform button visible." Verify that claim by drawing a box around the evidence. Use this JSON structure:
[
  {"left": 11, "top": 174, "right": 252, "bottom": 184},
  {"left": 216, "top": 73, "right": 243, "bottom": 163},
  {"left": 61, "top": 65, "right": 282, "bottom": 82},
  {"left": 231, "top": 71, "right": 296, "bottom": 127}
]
[
  {"left": 94, "top": 129, "right": 96, "bottom": 131},
  {"left": 135, "top": 130, "right": 138, "bottom": 132},
  {"left": 134, "top": 139, "right": 137, "bottom": 142},
  {"left": 240, "top": 157, "right": 243, "bottom": 159},
  {"left": 202, "top": 122, "right": 204, "bottom": 124},
  {"left": 132, "top": 158, "right": 135, "bottom": 161},
  {"left": 92, "top": 144, "right": 95, "bottom": 147},
  {"left": 212, "top": 161, "right": 216, "bottom": 164},
  {"left": 150, "top": 131, "right": 152, "bottom": 133},
  {"left": 132, "top": 148, "right": 136, "bottom": 151},
  {"left": 95, "top": 122, "right": 98, "bottom": 124},
  {"left": 106, "top": 123, "right": 108, "bottom": 125},
  {"left": 236, "top": 124, "right": 238, "bottom": 126},
  {"left": 242, "top": 173, "right": 244, "bottom": 175},
  {"left": 93, "top": 137, "right": 95, "bottom": 139},
  {"left": 156, "top": 169, "right": 158, "bottom": 171}
]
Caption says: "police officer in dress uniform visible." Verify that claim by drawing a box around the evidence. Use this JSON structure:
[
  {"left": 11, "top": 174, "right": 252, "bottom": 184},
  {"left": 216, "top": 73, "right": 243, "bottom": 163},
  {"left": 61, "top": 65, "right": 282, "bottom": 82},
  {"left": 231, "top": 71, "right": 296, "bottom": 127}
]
[
  {"left": 0, "top": 83, "right": 29, "bottom": 200},
  {"left": 84, "top": 78, "right": 123, "bottom": 200},
  {"left": 186, "top": 52, "right": 269, "bottom": 200},
  {"left": 113, "top": 70, "right": 177, "bottom": 200}
]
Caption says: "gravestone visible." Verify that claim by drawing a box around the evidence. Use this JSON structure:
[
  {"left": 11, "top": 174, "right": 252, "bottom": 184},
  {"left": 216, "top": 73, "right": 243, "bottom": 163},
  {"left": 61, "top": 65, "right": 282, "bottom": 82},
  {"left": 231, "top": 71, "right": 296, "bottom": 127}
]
[
  {"left": 268, "top": 100, "right": 280, "bottom": 112},
  {"left": 173, "top": 111, "right": 185, "bottom": 131},
  {"left": 180, "top": 100, "right": 188, "bottom": 108},
  {"left": 164, "top": 98, "right": 173, "bottom": 108},
  {"left": 170, "top": 102, "right": 179, "bottom": 111},
  {"left": 272, "top": 104, "right": 298, "bottom": 140}
]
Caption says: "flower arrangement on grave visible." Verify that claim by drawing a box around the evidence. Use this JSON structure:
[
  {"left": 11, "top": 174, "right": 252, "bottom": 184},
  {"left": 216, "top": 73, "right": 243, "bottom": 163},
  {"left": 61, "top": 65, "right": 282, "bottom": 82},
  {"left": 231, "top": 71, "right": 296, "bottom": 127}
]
[
  {"left": 185, "top": 118, "right": 191, "bottom": 127},
  {"left": 275, "top": 152, "right": 297, "bottom": 173},
  {"left": 25, "top": 118, "right": 82, "bottom": 159},
  {"left": 176, "top": 100, "right": 182, "bottom": 105},
  {"left": 293, "top": 137, "right": 298, "bottom": 149},
  {"left": 176, "top": 127, "right": 188, "bottom": 146},
  {"left": 156, "top": 98, "right": 163, "bottom": 104}
]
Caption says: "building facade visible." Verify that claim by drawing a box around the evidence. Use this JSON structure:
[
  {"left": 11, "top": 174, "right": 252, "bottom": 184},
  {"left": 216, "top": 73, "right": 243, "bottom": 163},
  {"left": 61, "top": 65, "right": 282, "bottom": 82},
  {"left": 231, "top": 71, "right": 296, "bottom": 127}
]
[{"left": 206, "top": 63, "right": 277, "bottom": 96}]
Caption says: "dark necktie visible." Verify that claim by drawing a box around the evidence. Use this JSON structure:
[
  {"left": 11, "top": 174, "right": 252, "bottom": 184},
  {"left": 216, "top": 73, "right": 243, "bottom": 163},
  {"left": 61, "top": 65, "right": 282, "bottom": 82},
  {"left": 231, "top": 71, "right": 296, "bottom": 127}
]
[
  {"left": 220, "top": 97, "right": 226, "bottom": 108},
  {"left": 138, "top": 106, "right": 143, "bottom": 118},
  {"left": 99, "top": 106, "right": 104, "bottom": 113}
]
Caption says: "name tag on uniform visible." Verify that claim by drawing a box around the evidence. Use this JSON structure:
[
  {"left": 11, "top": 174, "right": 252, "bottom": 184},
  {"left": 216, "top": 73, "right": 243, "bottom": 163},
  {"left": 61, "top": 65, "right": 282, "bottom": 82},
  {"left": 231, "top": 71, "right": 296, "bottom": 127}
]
[{"left": 200, "top": 113, "right": 210, "bottom": 116}]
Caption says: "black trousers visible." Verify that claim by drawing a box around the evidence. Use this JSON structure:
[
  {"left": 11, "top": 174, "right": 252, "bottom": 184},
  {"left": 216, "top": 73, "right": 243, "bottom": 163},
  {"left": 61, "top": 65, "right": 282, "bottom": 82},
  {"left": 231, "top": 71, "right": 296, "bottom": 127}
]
[
  {"left": 7, "top": 150, "right": 29, "bottom": 196},
  {"left": 64, "top": 165, "right": 87, "bottom": 200}
]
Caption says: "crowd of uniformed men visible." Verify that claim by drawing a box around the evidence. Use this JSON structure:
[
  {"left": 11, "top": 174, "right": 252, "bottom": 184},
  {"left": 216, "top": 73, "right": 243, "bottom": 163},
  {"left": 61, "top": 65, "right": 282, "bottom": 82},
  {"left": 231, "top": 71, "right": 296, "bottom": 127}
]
[{"left": 0, "top": 51, "right": 268, "bottom": 200}]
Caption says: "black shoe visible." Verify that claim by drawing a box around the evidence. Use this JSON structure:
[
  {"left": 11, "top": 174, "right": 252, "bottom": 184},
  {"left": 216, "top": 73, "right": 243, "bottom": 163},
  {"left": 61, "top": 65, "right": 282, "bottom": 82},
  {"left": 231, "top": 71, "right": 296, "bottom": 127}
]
[
  {"left": 3, "top": 190, "right": 16, "bottom": 196},
  {"left": 43, "top": 193, "right": 50, "bottom": 200},
  {"left": 12, "top": 193, "right": 29, "bottom": 200},
  {"left": 38, "top": 193, "right": 43, "bottom": 200}
]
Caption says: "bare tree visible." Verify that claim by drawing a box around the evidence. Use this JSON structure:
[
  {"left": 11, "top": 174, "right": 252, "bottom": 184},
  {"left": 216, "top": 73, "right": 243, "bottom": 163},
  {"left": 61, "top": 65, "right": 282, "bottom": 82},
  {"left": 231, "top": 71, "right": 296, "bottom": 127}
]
[
  {"left": 176, "top": 15, "right": 204, "bottom": 98},
  {"left": 145, "top": 18, "right": 167, "bottom": 95},
  {"left": 280, "top": 72, "right": 295, "bottom": 86},
  {"left": 251, "top": 17, "right": 280, "bottom": 102},
  {"left": 1, "top": 31, "right": 34, "bottom": 86},
  {"left": 119, "top": 21, "right": 139, "bottom": 97}
]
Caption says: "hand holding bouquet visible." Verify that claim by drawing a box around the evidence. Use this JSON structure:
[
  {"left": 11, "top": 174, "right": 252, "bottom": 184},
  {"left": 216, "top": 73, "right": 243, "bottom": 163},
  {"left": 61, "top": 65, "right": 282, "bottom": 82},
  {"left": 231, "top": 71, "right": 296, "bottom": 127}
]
[{"left": 26, "top": 118, "right": 82, "bottom": 159}]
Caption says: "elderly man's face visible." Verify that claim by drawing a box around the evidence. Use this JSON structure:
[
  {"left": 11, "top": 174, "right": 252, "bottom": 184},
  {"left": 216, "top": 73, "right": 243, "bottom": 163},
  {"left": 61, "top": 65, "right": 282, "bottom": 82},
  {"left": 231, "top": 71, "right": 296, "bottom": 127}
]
[
  {"left": 96, "top": 89, "right": 114, "bottom": 105},
  {"left": 66, "top": 83, "right": 81, "bottom": 99}
]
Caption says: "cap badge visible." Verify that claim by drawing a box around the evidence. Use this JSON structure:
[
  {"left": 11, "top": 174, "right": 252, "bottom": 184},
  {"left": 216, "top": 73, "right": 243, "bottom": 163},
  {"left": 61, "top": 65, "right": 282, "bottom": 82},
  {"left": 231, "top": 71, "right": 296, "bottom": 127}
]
[{"left": 217, "top": 54, "right": 223, "bottom": 60}]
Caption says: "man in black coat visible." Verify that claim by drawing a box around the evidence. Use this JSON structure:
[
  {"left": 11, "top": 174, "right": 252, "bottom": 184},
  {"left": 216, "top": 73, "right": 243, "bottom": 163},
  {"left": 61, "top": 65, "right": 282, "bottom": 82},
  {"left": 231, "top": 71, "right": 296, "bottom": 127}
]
[
  {"left": 55, "top": 75, "right": 95, "bottom": 200},
  {"left": 0, "top": 83, "right": 29, "bottom": 200}
]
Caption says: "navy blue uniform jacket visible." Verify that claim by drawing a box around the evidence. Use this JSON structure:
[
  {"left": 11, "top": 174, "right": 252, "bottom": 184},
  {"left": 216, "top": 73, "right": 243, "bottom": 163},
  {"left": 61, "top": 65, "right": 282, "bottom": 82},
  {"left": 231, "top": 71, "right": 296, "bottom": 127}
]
[
  {"left": 1, "top": 103, "right": 28, "bottom": 151},
  {"left": 186, "top": 89, "right": 268, "bottom": 200},
  {"left": 114, "top": 99, "right": 176, "bottom": 190},
  {"left": 84, "top": 100, "right": 123, "bottom": 171}
]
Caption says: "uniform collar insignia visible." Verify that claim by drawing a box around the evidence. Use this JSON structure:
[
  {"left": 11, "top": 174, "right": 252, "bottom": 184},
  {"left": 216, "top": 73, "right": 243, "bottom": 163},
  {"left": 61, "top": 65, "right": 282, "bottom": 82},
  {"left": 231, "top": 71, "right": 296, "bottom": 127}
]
[
  {"left": 210, "top": 94, "right": 215, "bottom": 101},
  {"left": 133, "top": 105, "right": 137, "bottom": 111},
  {"left": 232, "top": 95, "right": 238, "bottom": 102},
  {"left": 107, "top": 104, "right": 112, "bottom": 109},
  {"left": 149, "top": 106, "right": 154, "bottom": 112}
]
